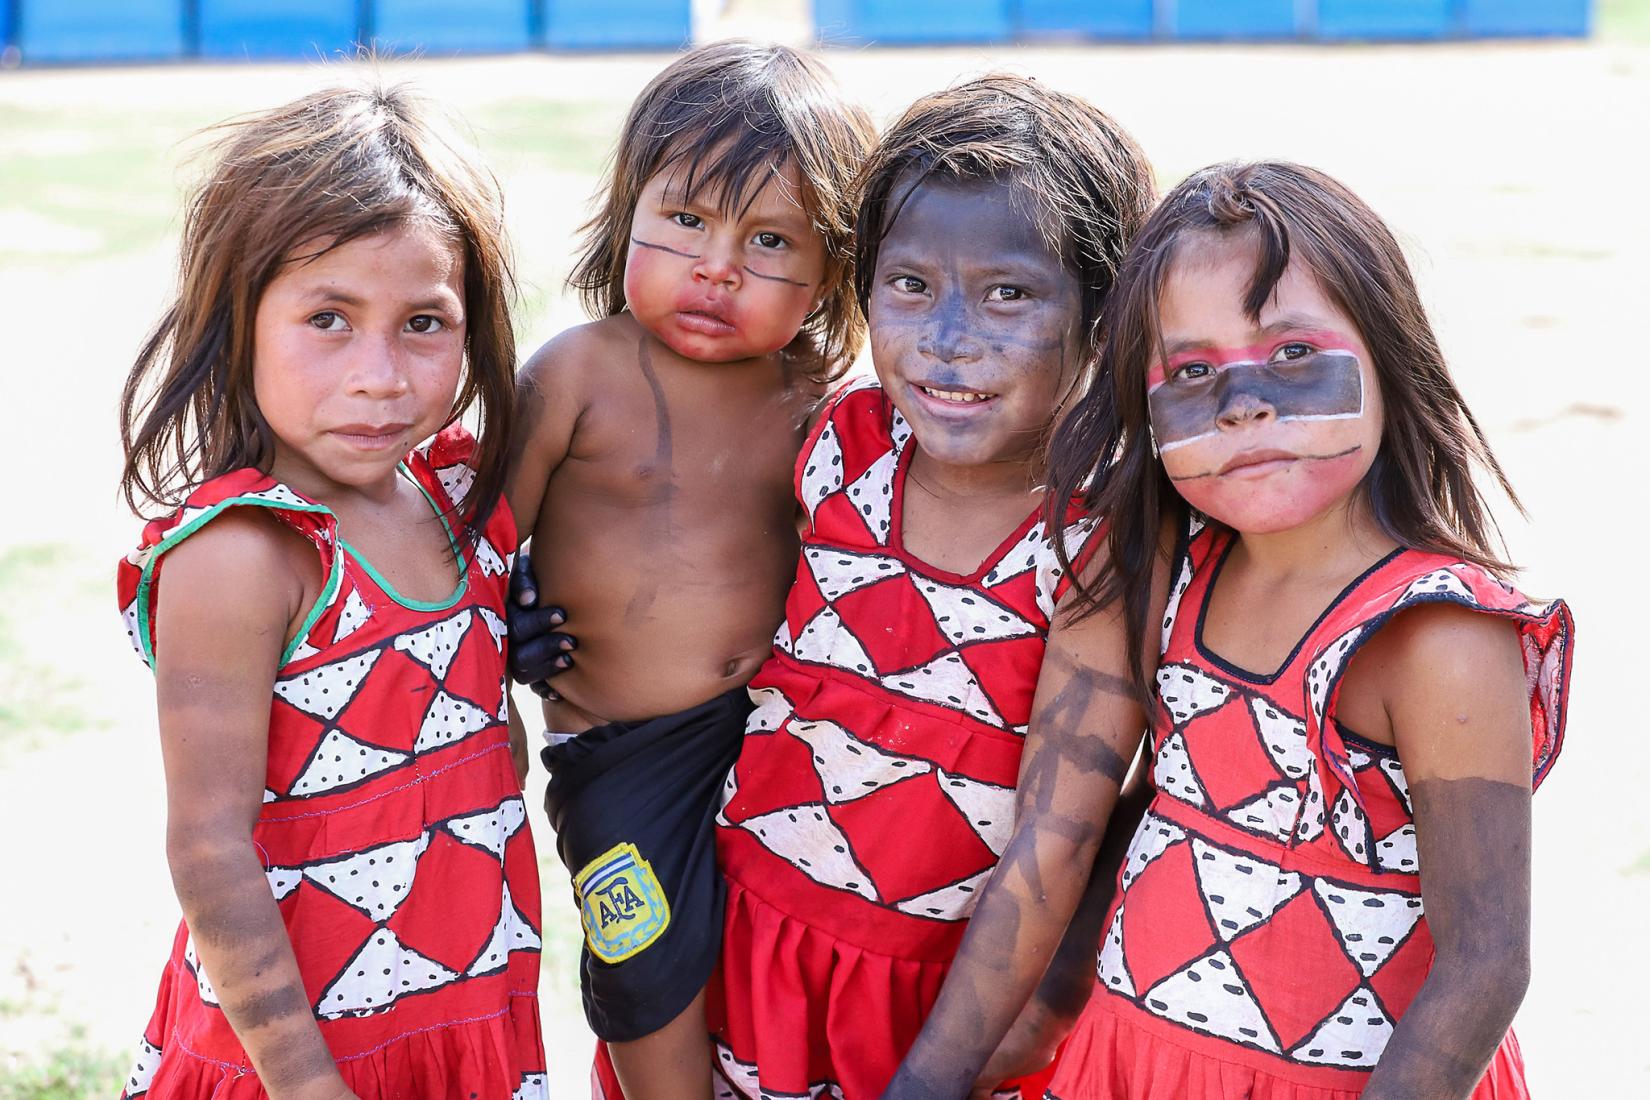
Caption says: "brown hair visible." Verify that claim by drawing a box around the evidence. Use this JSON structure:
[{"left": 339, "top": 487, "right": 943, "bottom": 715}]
[
  {"left": 1047, "top": 160, "right": 1521, "bottom": 698},
  {"left": 853, "top": 74, "right": 1155, "bottom": 369},
  {"left": 570, "top": 40, "right": 876, "bottom": 379},
  {"left": 119, "top": 82, "right": 516, "bottom": 546}
]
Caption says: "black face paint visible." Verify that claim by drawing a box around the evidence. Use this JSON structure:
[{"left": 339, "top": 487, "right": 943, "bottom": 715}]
[
  {"left": 630, "top": 236, "right": 699, "bottom": 260},
  {"left": 742, "top": 264, "right": 811, "bottom": 288},
  {"left": 1149, "top": 350, "right": 1364, "bottom": 451}
]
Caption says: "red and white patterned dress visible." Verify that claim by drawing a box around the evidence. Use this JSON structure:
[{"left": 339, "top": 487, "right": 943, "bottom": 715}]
[
  {"left": 116, "top": 427, "right": 545, "bottom": 1100},
  {"left": 700, "top": 380, "right": 1098, "bottom": 1099},
  {"left": 1046, "top": 517, "right": 1573, "bottom": 1100}
]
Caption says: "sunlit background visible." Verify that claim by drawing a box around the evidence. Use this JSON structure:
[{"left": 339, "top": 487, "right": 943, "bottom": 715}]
[{"left": 2, "top": 1, "right": 1646, "bottom": 1095}]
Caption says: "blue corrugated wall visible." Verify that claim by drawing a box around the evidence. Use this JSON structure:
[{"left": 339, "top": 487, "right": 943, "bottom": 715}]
[{"left": 0, "top": 1, "right": 1593, "bottom": 63}]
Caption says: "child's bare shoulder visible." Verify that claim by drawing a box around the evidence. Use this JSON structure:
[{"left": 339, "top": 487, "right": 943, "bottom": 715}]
[{"left": 519, "top": 315, "right": 634, "bottom": 400}]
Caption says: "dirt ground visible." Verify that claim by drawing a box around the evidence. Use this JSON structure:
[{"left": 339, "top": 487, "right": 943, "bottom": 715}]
[{"left": 1, "top": 9, "right": 1647, "bottom": 1097}]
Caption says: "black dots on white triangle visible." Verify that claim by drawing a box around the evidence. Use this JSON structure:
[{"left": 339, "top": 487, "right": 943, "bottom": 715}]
[
  {"left": 1311, "top": 879, "right": 1424, "bottom": 978},
  {"left": 804, "top": 546, "right": 906, "bottom": 602},
  {"left": 893, "top": 866, "right": 991, "bottom": 921},
  {"left": 1157, "top": 664, "right": 1232, "bottom": 725},
  {"left": 303, "top": 834, "right": 428, "bottom": 922},
  {"left": 1289, "top": 986, "right": 1394, "bottom": 1068},
  {"left": 880, "top": 651, "right": 1003, "bottom": 727},
  {"left": 435, "top": 463, "right": 476, "bottom": 509},
  {"left": 1396, "top": 568, "right": 1474, "bottom": 607},
  {"left": 476, "top": 606, "right": 506, "bottom": 652},
  {"left": 1161, "top": 555, "right": 1194, "bottom": 655},
  {"left": 1306, "top": 624, "right": 1366, "bottom": 725},
  {"left": 1190, "top": 839, "right": 1302, "bottom": 942},
  {"left": 790, "top": 607, "right": 878, "bottom": 679},
  {"left": 844, "top": 449, "right": 898, "bottom": 544},
  {"left": 1378, "top": 757, "right": 1411, "bottom": 812},
  {"left": 467, "top": 881, "right": 542, "bottom": 977},
  {"left": 442, "top": 797, "right": 527, "bottom": 859},
  {"left": 289, "top": 729, "right": 410, "bottom": 797},
  {"left": 265, "top": 865, "right": 302, "bottom": 902},
  {"left": 715, "top": 1042, "right": 762, "bottom": 1100},
  {"left": 1223, "top": 783, "right": 1304, "bottom": 843},
  {"left": 1295, "top": 765, "right": 1328, "bottom": 843},
  {"left": 1141, "top": 949, "right": 1280, "bottom": 1054},
  {"left": 914, "top": 580, "right": 1036, "bottom": 647},
  {"left": 182, "top": 935, "right": 219, "bottom": 1007},
  {"left": 121, "top": 599, "right": 143, "bottom": 660},
  {"left": 935, "top": 769, "right": 1014, "bottom": 856},
  {"left": 511, "top": 1073, "right": 549, "bottom": 1100},
  {"left": 475, "top": 537, "right": 507, "bottom": 578},
  {"left": 317, "top": 928, "right": 459, "bottom": 1018},
  {"left": 332, "top": 587, "right": 373, "bottom": 644},
  {"left": 1330, "top": 790, "right": 1371, "bottom": 864},
  {"left": 245, "top": 484, "right": 311, "bottom": 509},
  {"left": 1374, "top": 824, "right": 1418, "bottom": 873},
  {"left": 1153, "top": 731, "right": 1208, "bottom": 809},
  {"left": 980, "top": 522, "right": 1047, "bottom": 588},
  {"left": 747, "top": 686, "right": 793, "bottom": 733},
  {"left": 1248, "top": 697, "right": 1312, "bottom": 780},
  {"left": 1120, "top": 812, "right": 1187, "bottom": 890},
  {"left": 393, "top": 611, "right": 472, "bottom": 680},
  {"left": 737, "top": 805, "right": 877, "bottom": 900},
  {"left": 274, "top": 650, "right": 380, "bottom": 722},
  {"left": 789, "top": 719, "right": 933, "bottom": 804},
  {"left": 1097, "top": 903, "right": 1134, "bottom": 996},
  {"left": 800, "top": 422, "right": 845, "bottom": 520},
  {"left": 123, "top": 1037, "right": 162, "bottom": 1097},
  {"left": 889, "top": 408, "right": 913, "bottom": 453},
  {"left": 415, "top": 690, "right": 495, "bottom": 753}
]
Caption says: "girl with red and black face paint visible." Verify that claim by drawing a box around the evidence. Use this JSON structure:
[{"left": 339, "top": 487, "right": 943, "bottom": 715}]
[{"left": 1026, "top": 161, "right": 1575, "bottom": 1100}]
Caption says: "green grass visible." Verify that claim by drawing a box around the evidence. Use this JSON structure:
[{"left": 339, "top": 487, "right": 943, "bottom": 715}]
[
  {"left": 1599, "top": 0, "right": 1650, "bottom": 41},
  {"left": 0, "top": 998, "right": 126, "bottom": 1100}
]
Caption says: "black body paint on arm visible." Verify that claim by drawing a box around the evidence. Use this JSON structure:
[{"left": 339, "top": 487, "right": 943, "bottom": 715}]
[{"left": 1362, "top": 776, "right": 1532, "bottom": 1099}]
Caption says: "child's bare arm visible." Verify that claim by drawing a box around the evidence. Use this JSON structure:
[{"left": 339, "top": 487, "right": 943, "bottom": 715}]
[
  {"left": 1355, "top": 605, "right": 1533, "bottom": 1099},
  {"left": 153, "top": 514, "right": 356, "bottom": 1100},
  {"left": 882, "top": 549, "right": 1165, "bottom": 1100}
]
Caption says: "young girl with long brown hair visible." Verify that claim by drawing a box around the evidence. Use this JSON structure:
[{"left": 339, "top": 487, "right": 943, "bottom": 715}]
[
  {"left": 1009, "top": 160, "right": 1573, "bottom": 1099},
  {"left": 116, "top": 84, "right": 543, "bottom": 1099}
]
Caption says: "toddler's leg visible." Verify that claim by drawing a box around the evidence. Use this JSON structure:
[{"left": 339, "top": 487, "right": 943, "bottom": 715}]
[{"left": 606, "top": 988, "right": 712, "bottom": 1100}]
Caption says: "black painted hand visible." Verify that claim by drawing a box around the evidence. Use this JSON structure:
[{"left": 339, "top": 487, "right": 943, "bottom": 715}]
[{"left": 507, "top": 547, "right": 577, "bottom": 697}]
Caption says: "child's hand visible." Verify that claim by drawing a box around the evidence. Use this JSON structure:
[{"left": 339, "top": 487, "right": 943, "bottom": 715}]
[{"left": 507, "top": 548, "right": 577, "bottom": 697}]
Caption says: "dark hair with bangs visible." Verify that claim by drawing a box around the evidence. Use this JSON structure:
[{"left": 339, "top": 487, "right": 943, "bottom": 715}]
[
  {"left": 853, "top": 73, "right": 1155, "bottom": 367},
  {"left": 571, "top": 40, "right": 876, "bottom": 379},
  {"left": 119, "top": 82, "right": 516, "bottom": 548},
  {"left": 1047, "top": 160, "right": 1522, "bottom": 700}
]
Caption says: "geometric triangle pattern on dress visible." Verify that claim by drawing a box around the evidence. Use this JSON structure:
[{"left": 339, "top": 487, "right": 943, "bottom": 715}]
[
  {"left": 934, "top": 769, "right": 1014, "bottom": 857},
  {"left": 1156, "top": 663, "right": 1234, "bottom": 726},
  {"left": 393, "top": 610, "right": 472, "bottom": 680},
  {"left": 912, "top": 578, "right": 1036, "bottom": 647},
  {"left": 880, "top": 651, "right": 1002, "bottom": 727},
  {"left": 317, "top": 927, "right": 460, "bottom": 1018},
  {"left": 734, "top": 805, "right": 878, "bottom": 901},
  {"left": 1189, "top": 839, "right": 1303, "bottom": 942},
  {"left": 1287, "top": 985, "right": 1393, "bottom": 1068},
  {"left": 1153, "top": 730, "right": 1209, "bottom": 809},
  {"left": 1248, "top": 696, "right": 1312, "bottom": 781},
  {"left": 415, "top": 690, "right": 495, "bottom": 754},
  {"left": 893, "top": 866, "right": 991, "bottom": 920},
  {"left": 1223, "top": 782, "right": 1304, "bottom": 844},
  {"left": 1096, "top": 903, "right": 1134, "bottom": 997},
  {"left": 1141, "top": 949, "right": 1280, "bottom": 1054},
  {"left": 1310, "top": 879, "right": 1424, "bottom": 978},
  {"left": 787, "top": 719, "right": 932, "bottom": 804},
  {"left": 1119, "top": 812, "right": 1187, "bottom": 891},
  {"left": 799, "top": 422, "right": 845, "bottom": 521},
  {"left": 803, "top": 546, "right": 906, "bottom": 602},
  {"left": 122, "top": 1036, "right": 162, "bottom": 1098},
  {"left": 791, "top": 607, "right": 878, "bottom": 679},
  {"left": 288, "top": 728, "right": 411, "bottom": 798},
  {"left": 274, "top": 650, "right": 381, "bottom": 722},
  {"left": 467, "top": 881, "right": 542, "bottom": 977},
  {"left": 440, "top": 796, "right": 527, "bottom": 859},
  {"left": 843, "top": 449, "right": 898, "bottom": 545},
  {"left": 303, "top": 834, "right": 430, "bottom": 922},
  {"left": 332, "top": 586, "right": 373, "bottom": 644}
]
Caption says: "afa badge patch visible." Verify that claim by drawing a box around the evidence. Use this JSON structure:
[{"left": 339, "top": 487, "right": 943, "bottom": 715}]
[{"left": 573, "top": 842, "right": 670, "bottom": 963}]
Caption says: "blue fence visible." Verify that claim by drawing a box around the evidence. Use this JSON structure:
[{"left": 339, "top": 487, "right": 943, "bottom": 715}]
[
  {"left": 816, "top": 0, "right": 1591, "bottom": 44},
  {"left": 3, "top": 0, "right": 693, "bottom": 63},
  {"left": 0, "top": 0, "right": 1591, "bottom": 63}
]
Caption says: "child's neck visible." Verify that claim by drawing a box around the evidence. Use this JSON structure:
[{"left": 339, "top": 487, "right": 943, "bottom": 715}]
[
  {"left": 1229, "top": 493, "right": 1398, "bottom": 585},
  {"left": 906, "top": 446, "right": 1040, "bottom": 505}
]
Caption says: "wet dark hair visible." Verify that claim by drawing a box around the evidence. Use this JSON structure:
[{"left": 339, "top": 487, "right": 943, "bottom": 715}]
[
  {"left": 571, "top": 40, "right": 876, "bottom": 379},
  {"left": 119, "top": 82, "right": 516, "bottom": 547},
  {"left": 853, "top": 73, "right": 1155, "bottom": 368},
  {"left": 1047, "top": 160, "right": 1521, "bottom": 699}
]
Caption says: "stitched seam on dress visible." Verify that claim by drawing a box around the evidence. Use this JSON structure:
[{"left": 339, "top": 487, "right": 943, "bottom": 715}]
[{"left": 261, "top": 742, "right": 508, "bottom": 821}]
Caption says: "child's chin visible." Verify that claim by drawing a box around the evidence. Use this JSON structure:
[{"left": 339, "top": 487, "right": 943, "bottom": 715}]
[{"left": 1178, "top": 484, "right": 1347, "bottom": 535}]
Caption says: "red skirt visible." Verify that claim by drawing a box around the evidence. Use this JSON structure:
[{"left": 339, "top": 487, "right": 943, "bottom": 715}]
[{"left": 1045, "top": 990, "right": 1529, "bottom": 1100}]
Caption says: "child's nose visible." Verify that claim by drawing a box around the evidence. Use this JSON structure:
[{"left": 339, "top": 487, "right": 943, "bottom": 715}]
[
  {"left": 346, "top": 333, "right": 412, "bottom": 396},
  {"left": 918, "top": 299, "right": 983, "bottom": 364},
  {"left": 692, "top": 239, "right": 740, "bottom": 288},
  {"left": 1215, "top": 389, "right": 1275, "bottom": 429}
]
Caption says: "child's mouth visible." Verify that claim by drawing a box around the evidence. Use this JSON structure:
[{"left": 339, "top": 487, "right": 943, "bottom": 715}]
[
  {"left": 676, "top": 309, "right": 736, "bottom": 336},
  {"left": 917, "top": 384, "right": 996, "bottom": 405}
]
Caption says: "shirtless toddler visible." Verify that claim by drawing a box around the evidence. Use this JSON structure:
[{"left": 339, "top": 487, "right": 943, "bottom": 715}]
[{"left": 503, "top": 42, "right": 873, "bottom": 1100}]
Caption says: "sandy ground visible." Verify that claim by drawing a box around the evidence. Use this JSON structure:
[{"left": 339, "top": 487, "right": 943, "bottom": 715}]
[{"left": 1, "top": 15, "right": 1648, "bottom": 1098}]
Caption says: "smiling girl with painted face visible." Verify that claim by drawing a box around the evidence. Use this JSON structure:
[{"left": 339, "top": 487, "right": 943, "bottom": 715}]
[
  {"left": 1024, "top": 162, "right": 1575, "bottom": 1100},
  {"left": 708, "top": 76, "right": 1154, "bottom": 1099}
]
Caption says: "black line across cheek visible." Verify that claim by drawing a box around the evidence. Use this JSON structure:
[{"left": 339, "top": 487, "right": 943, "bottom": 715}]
[
  {"left": 741, "top": 265, "right": 811, "bottom": 289},
  {"left": 630, "top": 236, "right": 699, "bottom": 260},
  {"left": 1150, "top": 351, "right": 1364, "bottom": 447}
]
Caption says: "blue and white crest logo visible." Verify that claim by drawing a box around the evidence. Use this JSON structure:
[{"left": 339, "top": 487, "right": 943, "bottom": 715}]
[{"left": 572, "top": 842, "right": 670, "bottom": 963}]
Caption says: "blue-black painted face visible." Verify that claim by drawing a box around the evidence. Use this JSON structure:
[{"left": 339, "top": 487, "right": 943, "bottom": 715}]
[{"left": 867, "top": 176, "right": 1083, "bottom": 475}]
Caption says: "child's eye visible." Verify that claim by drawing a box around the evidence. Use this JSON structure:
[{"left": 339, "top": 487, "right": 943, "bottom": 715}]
[
  {"left": 891, "top": 275, "right": 926, "bottom": 294},
  {"left": 406, "top": 315, "right": 444, "bottom": 334},
  {"left": 1172, "top": 362, "right": 1214, "bottom": 382},
  {"left": 309, "top": 311, "right": 348, "bottom": 332},
  {"left": 754, "top": 231, "right": 787, "bottom": 250},
  {"left": 989, "top": 286, "right": 1026, "bottom": 302},
  {"left": 1274, "top": 341, "right": 1314, "bottom": 361},
  {"left": 672, "top": 212, "right": 703, "bottom": 229}
]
